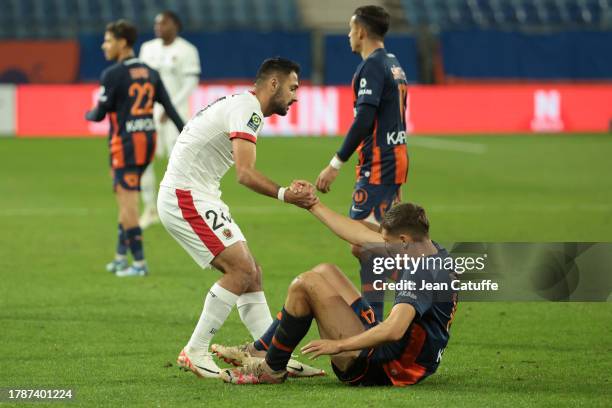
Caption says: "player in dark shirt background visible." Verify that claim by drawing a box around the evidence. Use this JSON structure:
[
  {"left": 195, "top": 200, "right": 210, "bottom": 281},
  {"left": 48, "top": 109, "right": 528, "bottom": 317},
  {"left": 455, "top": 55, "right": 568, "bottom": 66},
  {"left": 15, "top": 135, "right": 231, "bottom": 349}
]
[
  {"left": 316, "top": 6, "right": 410, "bottom": 321},
  {"left": 86, "top": 20, "right": 184, "bottom": 277},
  {"left": 215, "top": 200, "right": 457, "bottom": 386}
]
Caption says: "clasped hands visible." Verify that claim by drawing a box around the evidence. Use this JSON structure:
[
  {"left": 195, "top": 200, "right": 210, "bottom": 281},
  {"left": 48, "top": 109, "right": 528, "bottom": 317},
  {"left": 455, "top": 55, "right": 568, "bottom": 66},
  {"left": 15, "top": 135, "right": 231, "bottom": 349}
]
[{"left": 284, "top": 180, "right": 319, "bottom": 209}]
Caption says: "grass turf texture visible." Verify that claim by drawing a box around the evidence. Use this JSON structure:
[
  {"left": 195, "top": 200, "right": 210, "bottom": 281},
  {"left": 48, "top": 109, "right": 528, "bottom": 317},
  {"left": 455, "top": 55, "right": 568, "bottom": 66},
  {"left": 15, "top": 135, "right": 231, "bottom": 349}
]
[{"left": 0, "top": 135, "right": 611, "bottom": 407}]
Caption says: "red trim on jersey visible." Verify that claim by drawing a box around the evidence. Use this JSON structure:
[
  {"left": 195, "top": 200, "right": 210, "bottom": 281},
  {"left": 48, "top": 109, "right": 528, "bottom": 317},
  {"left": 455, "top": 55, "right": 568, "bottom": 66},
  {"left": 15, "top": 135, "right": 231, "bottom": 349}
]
[
  {"left": 175, "top": 189, "right": 225, "bottom": 257},
  {"left": 229, "top": 132, "right": 257, "bottom": 144},
  {"left": 382, "top": 323, "right": 428, "bottom": 386}
]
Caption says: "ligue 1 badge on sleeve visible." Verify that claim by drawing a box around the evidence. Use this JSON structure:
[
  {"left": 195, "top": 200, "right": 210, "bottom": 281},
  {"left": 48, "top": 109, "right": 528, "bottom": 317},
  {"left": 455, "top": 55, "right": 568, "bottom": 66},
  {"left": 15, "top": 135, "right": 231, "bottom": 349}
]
[{"left": 247, "top": 113, "right": 262, "bottom": 132}]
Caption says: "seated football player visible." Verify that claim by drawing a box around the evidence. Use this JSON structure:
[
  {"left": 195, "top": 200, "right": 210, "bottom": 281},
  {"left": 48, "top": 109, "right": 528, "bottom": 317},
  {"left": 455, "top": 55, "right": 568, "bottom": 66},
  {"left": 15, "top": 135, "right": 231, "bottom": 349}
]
[{"left": 213, "top": 195, "right": 458, "bottom": 386}]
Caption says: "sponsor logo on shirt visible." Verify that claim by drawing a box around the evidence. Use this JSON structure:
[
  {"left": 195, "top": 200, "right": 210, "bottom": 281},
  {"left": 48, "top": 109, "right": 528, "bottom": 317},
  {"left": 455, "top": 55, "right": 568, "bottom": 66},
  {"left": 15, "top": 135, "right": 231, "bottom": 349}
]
[
  {"left": 386, "top": 131, "right": 407, "bottom": 145},
  {"left": 358, "top": 77, "right": 372, "bottom": 96},
  {"left": 247, "top": 112, "right": 262, "bottom": 132},
  {"left": 126, "top": 118, "right": 156, "bottom": 132}
]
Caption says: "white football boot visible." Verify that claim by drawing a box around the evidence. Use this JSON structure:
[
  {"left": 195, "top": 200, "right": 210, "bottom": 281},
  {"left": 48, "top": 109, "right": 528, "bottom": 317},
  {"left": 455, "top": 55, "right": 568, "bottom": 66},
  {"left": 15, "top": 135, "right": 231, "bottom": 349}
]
[
  {"left": 177, "top": 348, "right": 221, "bottom": 378},
  {"left": 211, "top": 343, "right": 325, "bottom": 378}
]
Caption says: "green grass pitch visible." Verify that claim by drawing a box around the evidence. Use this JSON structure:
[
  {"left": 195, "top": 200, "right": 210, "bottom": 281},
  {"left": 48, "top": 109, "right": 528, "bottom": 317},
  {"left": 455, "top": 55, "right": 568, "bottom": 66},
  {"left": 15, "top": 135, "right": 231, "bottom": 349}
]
[{"left": 0, "top": 134, "right": 611, "bottom": 407}]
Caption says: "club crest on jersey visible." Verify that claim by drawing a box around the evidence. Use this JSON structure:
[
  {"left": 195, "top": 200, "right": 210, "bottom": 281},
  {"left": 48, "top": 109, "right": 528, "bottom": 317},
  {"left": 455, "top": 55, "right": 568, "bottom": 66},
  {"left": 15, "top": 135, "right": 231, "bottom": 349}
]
[
  {"left": 222, "top": 228, "right": 233, "bottom": 240},
  {"left": 391, "top": 65, "right": 407, "bottom": 81},
  {"left": 247, "top": 113, "right": 262, "bottom": 132}
]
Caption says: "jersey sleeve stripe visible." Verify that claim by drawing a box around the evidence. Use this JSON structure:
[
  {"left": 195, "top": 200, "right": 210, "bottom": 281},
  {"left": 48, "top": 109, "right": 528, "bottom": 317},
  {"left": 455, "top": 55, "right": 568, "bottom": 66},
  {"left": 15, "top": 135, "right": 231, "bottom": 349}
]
[
  {"left": 175, "top": 189, "right": 225, "bottom": 257},
  {"left": 229, "top": 132, "right": 257, "bottom": 144}
]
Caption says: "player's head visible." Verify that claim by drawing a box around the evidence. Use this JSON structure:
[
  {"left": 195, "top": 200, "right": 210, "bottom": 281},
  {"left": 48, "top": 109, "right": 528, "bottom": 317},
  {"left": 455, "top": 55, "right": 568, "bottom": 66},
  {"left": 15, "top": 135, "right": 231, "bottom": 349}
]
[
  {"left": 103, "top": 20, "right": 137, "bottom": 61},
  {"left": 380, "top": 203, "right": 430, "bottom": 245},
  {"left": 349, "top": 5, "right": 390, "bottom": 53},
  {"left": 255, "top": 57, "right": 300, "bottom": 116},
  {"left": 155, "top": 10, "right": 182, "bottom": 41}
]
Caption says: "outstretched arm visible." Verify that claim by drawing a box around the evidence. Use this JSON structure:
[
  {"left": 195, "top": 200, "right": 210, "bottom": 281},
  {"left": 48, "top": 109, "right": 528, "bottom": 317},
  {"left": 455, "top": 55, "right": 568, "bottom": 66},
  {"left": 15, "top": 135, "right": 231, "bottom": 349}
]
[
  {"left": 301, "top": 303, "right": 416, "bottom": 357},
  {"left": 315, "top": 104, "right": 376, "bottom": 193},
  {"left": 308, "top": 201, "right": 384, "bottom": 246},
  {"left": 233, "top": 139, "right": 317, "bottom": 208}
]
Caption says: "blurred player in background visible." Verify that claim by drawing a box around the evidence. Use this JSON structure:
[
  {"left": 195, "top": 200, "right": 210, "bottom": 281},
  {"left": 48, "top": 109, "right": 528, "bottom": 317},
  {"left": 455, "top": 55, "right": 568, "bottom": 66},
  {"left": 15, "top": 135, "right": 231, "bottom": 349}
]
[
  {"left": 86, "top": 20, "right": 184, "bottom": 277},
  {"left": 158, "top": 58, "right": 322, "bottom": 378},
  {"left": 139, "top": 10, "right": 201, "bottom": 228},
  {"left": 316, "top": 5, "right": 409, "bottom": 321}
]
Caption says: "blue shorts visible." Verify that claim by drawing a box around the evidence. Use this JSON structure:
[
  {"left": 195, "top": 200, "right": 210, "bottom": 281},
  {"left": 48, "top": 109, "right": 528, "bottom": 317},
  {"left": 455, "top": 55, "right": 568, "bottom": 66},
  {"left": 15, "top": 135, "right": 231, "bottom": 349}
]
[
  {"left": 112, "top": 165, "right": 147, "bottom": 192},
  {"left": 331, "top": 298, "right": 392, "bottom": 386},
  {"left": 349, "top": 179, "right": 401, "bottom": 222}
]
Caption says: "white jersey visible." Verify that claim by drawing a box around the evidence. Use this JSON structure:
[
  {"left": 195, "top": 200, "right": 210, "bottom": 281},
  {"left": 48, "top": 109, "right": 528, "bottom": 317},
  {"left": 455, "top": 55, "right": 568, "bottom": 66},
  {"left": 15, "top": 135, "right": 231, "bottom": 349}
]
[
  {"left": 139, "top": 37, "right": 200, "bottom": 111},
  {"left": 160, "top": 91, "right": 264, "bottom": 197}
]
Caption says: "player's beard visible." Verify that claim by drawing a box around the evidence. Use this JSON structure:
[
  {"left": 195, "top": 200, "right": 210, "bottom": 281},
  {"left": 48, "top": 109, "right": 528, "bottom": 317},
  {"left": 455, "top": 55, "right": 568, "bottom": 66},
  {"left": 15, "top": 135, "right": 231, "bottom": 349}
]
[{"left": 270, "top": 89, "right": 290, "bottom": 116}]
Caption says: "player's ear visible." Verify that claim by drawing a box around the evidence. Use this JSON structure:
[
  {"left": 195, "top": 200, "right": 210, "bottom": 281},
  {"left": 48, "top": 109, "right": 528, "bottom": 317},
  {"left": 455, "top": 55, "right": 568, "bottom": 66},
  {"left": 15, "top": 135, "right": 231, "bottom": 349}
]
[
  {"left": 399, "top": 234, "right": 413, "bottom": 246},
  {"left": 270, "top": 77, "right": 279, "bottom": 91}
]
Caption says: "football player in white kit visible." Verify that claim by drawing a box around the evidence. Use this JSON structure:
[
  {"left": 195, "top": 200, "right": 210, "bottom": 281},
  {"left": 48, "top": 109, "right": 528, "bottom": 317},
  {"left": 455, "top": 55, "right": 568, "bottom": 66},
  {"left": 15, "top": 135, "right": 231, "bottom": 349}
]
[
  {"left": 157, "top": 58, "right": 322, "bottom": 378},
  {"left": 139, "top": 11, "right": 201, "bottom": 228}
]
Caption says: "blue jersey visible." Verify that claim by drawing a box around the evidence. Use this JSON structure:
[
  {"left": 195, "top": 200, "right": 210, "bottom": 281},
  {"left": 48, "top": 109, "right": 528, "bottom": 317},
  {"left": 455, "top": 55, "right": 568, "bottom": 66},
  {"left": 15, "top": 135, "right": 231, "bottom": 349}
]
[
  {"left": 380, "top": 244, "right": 458, "bottom": 385},
  {"left": 86, "top": 58, "right": 184, "bottom": 169},
  {"left": 352, "top": 48, "right": 408, "bottom": 185}
]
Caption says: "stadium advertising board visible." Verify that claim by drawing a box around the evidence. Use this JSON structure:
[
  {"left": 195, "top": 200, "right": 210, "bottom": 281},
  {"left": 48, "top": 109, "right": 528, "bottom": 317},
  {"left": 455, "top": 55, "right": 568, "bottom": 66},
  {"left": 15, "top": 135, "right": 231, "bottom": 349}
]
[{"left": 15, "top": 84, "right": 612, "bottom": 137}]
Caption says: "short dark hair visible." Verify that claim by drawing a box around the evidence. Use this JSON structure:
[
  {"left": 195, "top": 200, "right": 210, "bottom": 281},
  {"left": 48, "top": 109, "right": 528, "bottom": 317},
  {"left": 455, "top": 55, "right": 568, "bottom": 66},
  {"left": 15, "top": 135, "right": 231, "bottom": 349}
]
[
  {"left": 381, "top": 203, "right": 429, "bottom": 241},
  {"left": 353, "top": 5, "right": 390, "bottom": 39},
  {"left": 106, "top": 19, "right": 137, "bottom": 47},
  {"left": 255, "top": 57, "right": 301, "bottom": 83},
  {"left": 160, "top": 10, "right": 183, "bottom": 32}
]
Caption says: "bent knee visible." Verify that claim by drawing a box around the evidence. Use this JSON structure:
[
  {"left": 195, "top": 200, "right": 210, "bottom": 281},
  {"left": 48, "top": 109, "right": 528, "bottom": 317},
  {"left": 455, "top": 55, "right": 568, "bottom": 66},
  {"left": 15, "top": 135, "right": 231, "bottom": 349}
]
[
  {"left": 311, "top": 262, "right": 341, "bottom": 275},
  {"left": 291, "top": 268, "right": 324, "bottom": 290}
]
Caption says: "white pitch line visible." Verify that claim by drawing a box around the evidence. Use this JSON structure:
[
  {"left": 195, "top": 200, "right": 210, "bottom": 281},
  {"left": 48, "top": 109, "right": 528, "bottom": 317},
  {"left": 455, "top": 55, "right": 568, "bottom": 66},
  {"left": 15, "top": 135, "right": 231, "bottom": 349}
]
[{"left": 408, "top": 137, "right": 488, "bottom": 154}]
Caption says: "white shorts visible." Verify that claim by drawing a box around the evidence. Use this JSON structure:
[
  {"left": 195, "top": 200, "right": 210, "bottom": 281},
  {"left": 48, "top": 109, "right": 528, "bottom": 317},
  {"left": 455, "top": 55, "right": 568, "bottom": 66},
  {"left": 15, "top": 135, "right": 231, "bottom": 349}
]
[{"left": 157, "top": 185, "right": 246, "bottom": 268}]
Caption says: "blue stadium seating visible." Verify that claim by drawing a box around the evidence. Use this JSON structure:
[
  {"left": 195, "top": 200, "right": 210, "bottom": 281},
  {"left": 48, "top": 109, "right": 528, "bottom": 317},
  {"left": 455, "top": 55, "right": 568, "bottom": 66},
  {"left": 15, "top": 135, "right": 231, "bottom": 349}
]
[
  {"left": 399, "top": 0, "right": 612, "bottom": 29},
  {"left": 0, "top": 0, "right": 302, "bottom": 39}
]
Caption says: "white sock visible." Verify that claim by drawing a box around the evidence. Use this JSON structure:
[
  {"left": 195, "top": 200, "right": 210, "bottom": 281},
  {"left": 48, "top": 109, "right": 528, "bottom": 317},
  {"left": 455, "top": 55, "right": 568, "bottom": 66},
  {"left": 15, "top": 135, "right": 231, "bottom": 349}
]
[
  {"left": 237, "top": 291, "right": 273, "bottom": 340},
  {"left": 186, "top": 282, "right": 239, "bottom": 354},
  {"left": 140, "top": 162, "right": 157, "bottom": 209}
]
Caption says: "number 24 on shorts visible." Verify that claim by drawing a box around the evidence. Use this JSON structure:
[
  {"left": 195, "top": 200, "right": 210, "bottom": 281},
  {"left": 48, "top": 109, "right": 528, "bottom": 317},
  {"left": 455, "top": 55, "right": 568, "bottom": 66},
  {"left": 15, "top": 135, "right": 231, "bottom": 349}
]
[{"left": 205, "top": 209, "right": 232, "bottom": 231}]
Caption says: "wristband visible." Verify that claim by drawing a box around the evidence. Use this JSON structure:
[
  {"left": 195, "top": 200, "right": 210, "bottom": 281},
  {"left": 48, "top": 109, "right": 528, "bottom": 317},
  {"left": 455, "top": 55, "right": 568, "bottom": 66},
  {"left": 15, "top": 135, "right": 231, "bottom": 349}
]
[
  {"left": 277, "top": 187, "right": 287, "bottom": 202},
  {"left": 330, "top": 155, "right": 344, "bottom": 170}
]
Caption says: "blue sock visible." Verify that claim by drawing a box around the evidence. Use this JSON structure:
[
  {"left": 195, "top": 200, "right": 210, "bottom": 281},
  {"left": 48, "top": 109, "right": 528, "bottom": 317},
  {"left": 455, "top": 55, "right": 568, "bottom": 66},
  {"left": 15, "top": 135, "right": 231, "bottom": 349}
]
[
  {"left": 265, "top": 308, "right": 312, "bottom": 371},
  {"left": 116, "top": 223, "right": 128, "bottom": 256},
  {"left": 125, "top": 226, "right": 144, "bottom": 261},
  {"left": 254, "top": 310, "right": 282, "bottom": 351}
]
